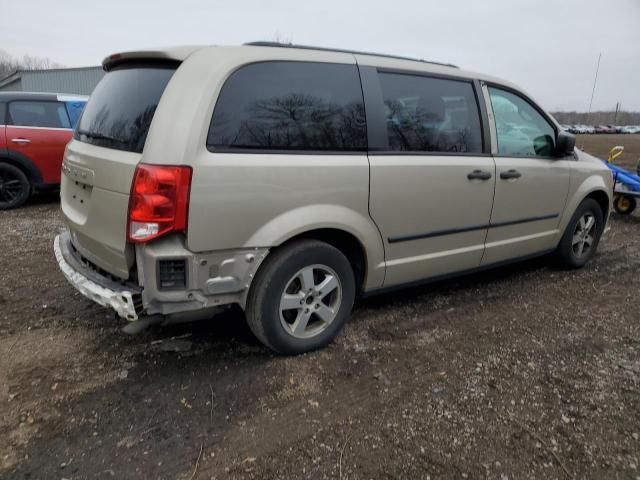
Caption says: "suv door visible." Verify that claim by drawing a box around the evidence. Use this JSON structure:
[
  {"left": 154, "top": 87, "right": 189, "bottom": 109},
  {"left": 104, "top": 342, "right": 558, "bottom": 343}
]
[
  {"left": 361, "top": 66, "right": 495, "bottom": 286},
  {"left": 6, "top": 100, "right": 74, "bottom": 185},
  {"left": 482, "top": 85, "right": 571, "bottom": 265}
]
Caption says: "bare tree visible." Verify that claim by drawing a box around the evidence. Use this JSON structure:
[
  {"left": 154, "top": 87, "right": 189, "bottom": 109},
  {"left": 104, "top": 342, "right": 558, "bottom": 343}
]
[
  {"left": 0, "top": 49, "right": 63, "bottom": 78},
  {"left": 270, "top": 32, "right": 293, "bottom": 45}
]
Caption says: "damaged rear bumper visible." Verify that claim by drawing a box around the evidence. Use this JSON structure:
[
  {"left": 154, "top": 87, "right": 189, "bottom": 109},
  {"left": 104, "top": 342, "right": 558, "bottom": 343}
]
[{"left": 54, "top": 232, "right": 141, "bottom": 321}]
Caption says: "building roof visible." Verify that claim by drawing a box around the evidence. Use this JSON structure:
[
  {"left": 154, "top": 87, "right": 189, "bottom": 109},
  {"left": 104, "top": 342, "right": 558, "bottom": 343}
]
[
  {"left": 0, "top": 66, "right": 102, "bottom": 86},
  {"left": 0, "top": 71, "right": 20, "bottom": 89}
]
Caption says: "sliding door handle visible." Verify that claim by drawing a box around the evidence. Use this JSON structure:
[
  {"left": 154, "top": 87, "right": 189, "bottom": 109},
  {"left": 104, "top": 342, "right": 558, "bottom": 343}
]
[
  {"left": 467, "top": 170, "right": 492, "bottom": 181},
  {"left": 500, "top": 169, "right": 522, "bottom": 180}
]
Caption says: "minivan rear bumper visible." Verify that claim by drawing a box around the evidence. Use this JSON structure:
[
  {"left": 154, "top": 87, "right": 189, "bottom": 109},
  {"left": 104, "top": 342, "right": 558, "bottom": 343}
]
[
  {"left": 54, "top": 232, "right": 142, "bottom": 321},
  {"left": 55, "top": 229, "right": 271, "bottom": 322}
]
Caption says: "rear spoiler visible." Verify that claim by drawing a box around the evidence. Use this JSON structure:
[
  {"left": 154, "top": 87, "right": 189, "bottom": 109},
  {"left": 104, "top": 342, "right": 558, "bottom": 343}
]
[{"left": 102, "top": 46, "right": 203, "bottom": 71}]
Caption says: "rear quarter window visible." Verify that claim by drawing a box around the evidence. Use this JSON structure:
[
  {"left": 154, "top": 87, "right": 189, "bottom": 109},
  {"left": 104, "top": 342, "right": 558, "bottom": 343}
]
[
  {"left": 208, "top": 61, "right": 367, "bottom": 152},
  {"left": 75, "top": 65, "right": 176, "bottom": 153}
]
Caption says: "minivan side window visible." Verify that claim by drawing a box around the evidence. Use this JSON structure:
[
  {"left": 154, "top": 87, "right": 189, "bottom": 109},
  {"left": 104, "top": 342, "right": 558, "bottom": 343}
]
[
  {"left": 9, "top": 101, "right": 71, "bottom": 129},
  {"left": 208, "top": 62, "right": 367, "bottom": 152},
  {"left": 489, "top": 87, "right": 555, "bottom": 157},
  {"left": 377, "top": 72, "right": 483, "bottom": 153}
]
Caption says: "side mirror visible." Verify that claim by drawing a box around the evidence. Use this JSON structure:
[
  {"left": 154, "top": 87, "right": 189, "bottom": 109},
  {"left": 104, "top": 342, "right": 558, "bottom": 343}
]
[{"left": 555, "top": 130, "right": 576, "bottom": 157}]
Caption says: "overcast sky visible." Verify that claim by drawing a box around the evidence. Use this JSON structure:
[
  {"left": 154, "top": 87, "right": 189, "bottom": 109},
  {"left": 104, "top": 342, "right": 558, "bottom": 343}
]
[{"left": 1, "top": 0, "right": 638, "bottom": 111}]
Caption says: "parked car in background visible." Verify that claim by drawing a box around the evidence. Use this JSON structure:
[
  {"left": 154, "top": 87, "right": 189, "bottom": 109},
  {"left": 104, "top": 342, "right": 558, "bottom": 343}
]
[
  {"left": 573, "top": 125, "right": 591, "bottom": 134},
  {"left": 54, "top": 43, "right": 613, "bottom": 354},
  {"left": 0, "top": 92, "right": 87, "bottom": 209},
  {"left": 621, "top": 125, "right": 640, "bottom": 134},
  {"left": 595, "top": 125, "right": 616, "bottom": 134}
]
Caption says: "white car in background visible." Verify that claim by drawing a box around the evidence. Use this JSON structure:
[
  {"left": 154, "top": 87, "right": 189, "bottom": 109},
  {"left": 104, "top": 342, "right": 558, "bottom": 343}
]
[{"left": 621, "top": 125, "right": 640, "bottom": 134}]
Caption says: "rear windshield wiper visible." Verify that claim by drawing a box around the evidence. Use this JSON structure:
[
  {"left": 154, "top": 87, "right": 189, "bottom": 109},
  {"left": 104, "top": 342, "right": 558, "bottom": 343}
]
[{"left": 76, "top": 129, "right": 122, "bottom": 144}]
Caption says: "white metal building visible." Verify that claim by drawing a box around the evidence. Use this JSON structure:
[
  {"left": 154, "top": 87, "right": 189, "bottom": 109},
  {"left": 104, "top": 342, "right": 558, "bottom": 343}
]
[{"left": 0, "top": 66, "right": 104, "bottom": 95}]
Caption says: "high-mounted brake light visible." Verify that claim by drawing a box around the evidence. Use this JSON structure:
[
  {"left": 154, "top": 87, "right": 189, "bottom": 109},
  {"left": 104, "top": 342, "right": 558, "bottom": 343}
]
[{"left": 127, "top": 164, "right": 192, "bottom": 243}]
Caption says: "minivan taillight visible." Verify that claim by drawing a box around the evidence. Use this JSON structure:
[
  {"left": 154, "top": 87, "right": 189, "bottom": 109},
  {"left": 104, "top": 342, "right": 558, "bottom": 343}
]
[{"left": 128, "top": 164, "right": 192, "bottom": 243}]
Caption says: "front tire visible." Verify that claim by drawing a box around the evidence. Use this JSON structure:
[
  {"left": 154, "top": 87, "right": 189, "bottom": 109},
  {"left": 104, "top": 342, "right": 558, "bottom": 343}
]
[
  {"left": 0, "top": 163, "right": 30, "bottom": 210},
  {"left": 556, "top": 198, "right": 604, "bottom": 269},
  {"left": 246, "top": 240, "right": 356, "bottom": 355}
]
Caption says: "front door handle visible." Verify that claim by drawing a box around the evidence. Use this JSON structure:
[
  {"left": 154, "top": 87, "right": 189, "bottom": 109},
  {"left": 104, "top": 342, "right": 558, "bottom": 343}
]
[
  {"left": 467, "top": 170, "right": 492, "bottom": 181},
  {"left": 500, "top": 169, "right": 522, "bottom": 180},
  {"left": 11, "top": 138, "right": 31, "bottom": 145}
]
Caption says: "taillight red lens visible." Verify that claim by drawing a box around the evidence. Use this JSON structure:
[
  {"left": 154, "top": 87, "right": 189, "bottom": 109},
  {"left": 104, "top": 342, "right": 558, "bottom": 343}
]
[{"left": 127, "top": 164, "right": 192, "bottom": 243}]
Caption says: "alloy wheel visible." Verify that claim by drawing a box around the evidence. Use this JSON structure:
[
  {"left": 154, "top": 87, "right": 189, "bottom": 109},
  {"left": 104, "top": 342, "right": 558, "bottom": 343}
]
[
  {"left": 0, "top": 170, "right": 25, "bottom": 206},
  {"left": 572, "top": 213, "right": 596, "bottom": 258},
  {"left": 279, "top": 264, "right": 342, "bottom": 339}
]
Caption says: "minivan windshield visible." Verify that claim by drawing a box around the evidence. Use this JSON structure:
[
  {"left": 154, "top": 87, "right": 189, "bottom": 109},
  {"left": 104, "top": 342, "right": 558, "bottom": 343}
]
[{"left": 75, "top": 65, "right": 176, "bottom": 153}]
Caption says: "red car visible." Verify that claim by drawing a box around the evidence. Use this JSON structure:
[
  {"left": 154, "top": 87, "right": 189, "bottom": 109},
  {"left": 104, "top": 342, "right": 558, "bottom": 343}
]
[{"left": 0, "top": 92, "right": 87, "bottom": 209}]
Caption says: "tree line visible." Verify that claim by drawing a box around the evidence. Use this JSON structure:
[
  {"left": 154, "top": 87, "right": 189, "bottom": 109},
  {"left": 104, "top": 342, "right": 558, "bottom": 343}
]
[
  {"left": 0, "top": 49, "right": 63, "bottom": 78},
  {"left": 551, "top": 111, "right": 640, "bottom": 125}
]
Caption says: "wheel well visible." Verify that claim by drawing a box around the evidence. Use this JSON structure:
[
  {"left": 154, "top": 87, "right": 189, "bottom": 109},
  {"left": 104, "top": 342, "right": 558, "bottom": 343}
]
[
  {"left": 0, "top": 156, "right": 35, "bottom": 184},
  {"left": 586, "top": 190, "right": 610, "bottom": 218},
  {"left": 281, "top": 229, "right": 367, "bottom": 292}
]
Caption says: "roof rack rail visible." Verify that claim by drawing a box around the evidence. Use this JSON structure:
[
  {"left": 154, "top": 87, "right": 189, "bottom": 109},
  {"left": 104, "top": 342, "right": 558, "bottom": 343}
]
[{"left": 244, "top": 41, "right": 459, "bottom": 69}]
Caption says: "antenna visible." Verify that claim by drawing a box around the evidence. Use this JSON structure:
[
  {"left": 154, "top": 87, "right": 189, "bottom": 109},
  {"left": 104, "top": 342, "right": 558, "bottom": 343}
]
[{"left": 588, "top": 52, "right": 601, "bottom": 115}]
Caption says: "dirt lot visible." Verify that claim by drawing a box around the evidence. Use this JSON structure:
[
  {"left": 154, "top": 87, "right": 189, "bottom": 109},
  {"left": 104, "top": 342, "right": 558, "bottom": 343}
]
[
  {"left": 576, "top": 134, "right": 640, "bottom": 170},
  {"left": 1, "top": 136, "right": 639, "bottom": 479}
]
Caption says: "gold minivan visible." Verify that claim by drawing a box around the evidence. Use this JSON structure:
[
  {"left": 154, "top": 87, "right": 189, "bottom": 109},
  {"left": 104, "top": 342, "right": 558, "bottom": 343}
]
[{"left": 54, "top": 42, "right": 613, "bottom": 354}]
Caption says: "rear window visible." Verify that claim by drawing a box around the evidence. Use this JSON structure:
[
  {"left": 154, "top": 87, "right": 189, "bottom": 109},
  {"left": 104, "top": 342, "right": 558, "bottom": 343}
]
[
  {"left": 75, "top": 65, "right": 176, "bottom": 153},
  {"left": 208, "top": 61, "right": 367, "bottom": 152},
  {"left": 9, "top": 101, "right": 71, "bottom": 129}
]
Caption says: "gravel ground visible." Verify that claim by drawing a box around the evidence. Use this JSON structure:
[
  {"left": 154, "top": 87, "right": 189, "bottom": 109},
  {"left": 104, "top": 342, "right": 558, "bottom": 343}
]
[{"left": 1, "top": 155, "right": 639, "bottom": 479}]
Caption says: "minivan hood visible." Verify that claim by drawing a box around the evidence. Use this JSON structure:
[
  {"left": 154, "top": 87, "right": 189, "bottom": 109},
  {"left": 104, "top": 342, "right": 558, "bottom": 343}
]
[{"left": 575, "top": 148, "right": 607, "bottom": 166}]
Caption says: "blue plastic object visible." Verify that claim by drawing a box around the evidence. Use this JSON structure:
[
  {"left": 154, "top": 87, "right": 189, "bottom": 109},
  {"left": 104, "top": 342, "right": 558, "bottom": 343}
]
[
  {"left": 606, "top": 162, "right": 640, "bottom": 193},
  {"left": 65, "top": 101, "right": 87, "bottom": 129}
]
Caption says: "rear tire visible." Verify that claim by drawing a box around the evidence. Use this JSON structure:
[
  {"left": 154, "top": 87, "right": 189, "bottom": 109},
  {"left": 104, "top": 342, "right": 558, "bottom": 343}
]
[
  {"left": 0, "top": 163, "right": 30, "bottom": 210},
  {"left": 556, "top": 198, "right": 604, "bottom": 269},
  {"left": 613, "top": 195, "right": 636, "bottom": 215},
  {"left": 245, "top": 239, "right": 356, "bottom": 355}
]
